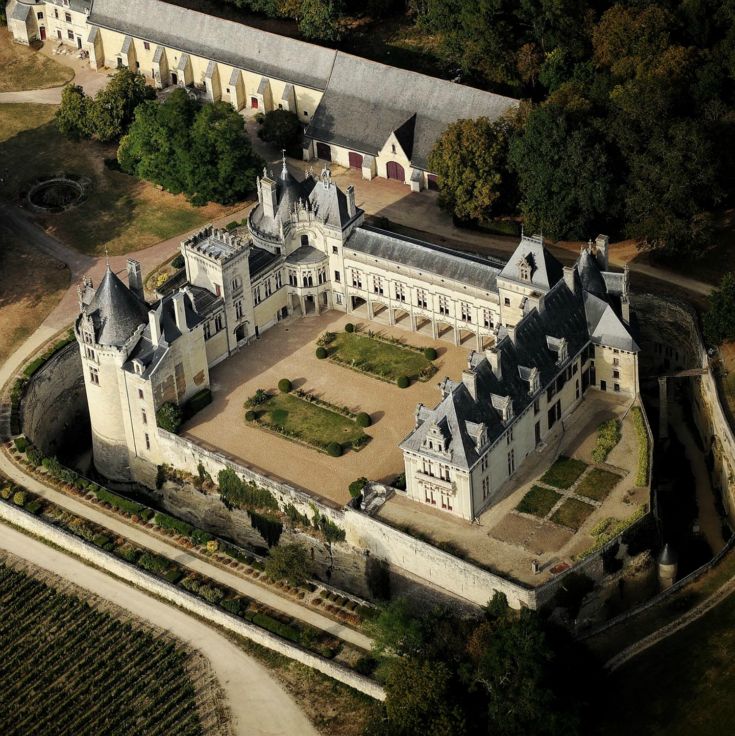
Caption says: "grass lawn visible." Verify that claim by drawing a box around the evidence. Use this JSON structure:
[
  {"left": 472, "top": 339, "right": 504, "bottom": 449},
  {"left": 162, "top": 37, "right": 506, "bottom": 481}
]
[
  {"left": 0, "top": 226, "right": 69, "bottom": 365},
  {"left": 327, "top": 331, "right": 434, "bottom": 382},
  {"left": 0, "top": 29, "right": 74, "bottom": 92},
  {"left": 516, "top": 485, "right": 561, "bottom": 517},
  {"left": 0, "top": 103, "right": 244, "bottom": 256},
  {"left": 597, "top": 589, "right": 735, "bottom": 736},
  {"left": 540, "top": 456, "right": 588, "bottom": 489},
  {"left": 254, "top": 393, "right": 367, "bottom": 451},
  {"left": 551, "top": 498, "right": 595, "bottom": 531},
  {"left": 576, "top": 469, "right": 622, "bottom": 502}
]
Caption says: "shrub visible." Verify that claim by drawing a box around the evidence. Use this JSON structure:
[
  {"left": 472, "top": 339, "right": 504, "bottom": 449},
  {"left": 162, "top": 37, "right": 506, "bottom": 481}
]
[
  {"left": 250, "top": 510, "right": 283, "bottom": 547},
  {"left": 192, "top": 528, "right": 214, "bottom": 545},
  {"left": 0, "top": 486, "right": 12, "bottom": 500},
  {"left": 94, "top": 487, "right": 145, "bottom": 516},
  {"left": 198, "top": 584, "right": 224, "bottom": 604},
  {"left": 423, "top": 347, "right": 438, "bottom": 360},
  {"left": 184, "top": 388, "right": 212, "bottom": 418},
  {"left": 92, "top": 533, "right": 111, "bottom": 548},
  {"left": 396, "top": 375, "right": 410, "bottom": 389},
  {"left": 315, "top": 346, "right": 328, "bottom": 359},
  {"left": 221, "top": 597, "right": 243, "bottom": 615},
  {"left": 345, "top": 323, "right": 355, "bottom": 333},
  {"left": 392, "top": 472, "right": 407, "bottom": 491},
  {"left": 264, "top": 543, "right": 310, "bottom": 586},
  {"left": 25, "top": 500, "right": 43, "bottom": 515},
  {"left": 355, "top": 655, "right": 379, "bottom": 675},
  {"left": 171, "top": 254, "right": 185, "bottom": 269},
  {"left": 13, "top": 437, "right": 28, "bottom": 453},
  {"left": 632, "top": 407, "right": 650, "bottom": 486},
  {"left": 25, "top": 446, "right": 42, "bottom": 466},
  {"left": 225, "top": 220, "right": 239, "bottom": 231},
  {"left": 326, "top": 442, "right": 343, "bottom": 457},
  {"left": 245, "top": 388, "right": 271, "bottom": 407},
  {"left": 355, "top": 412, "right": 372, "bottom": 428},
  {"left": 217, "top": 468, "right": 279, "bottom": 510},
  {"left": 154, "top": 512, "right": 194, "bottom": 537},
  {"left": 12, "top": 491, "right": 26, "bottom": 507},
  {"left": 278, "top": 378, "right": 292, "bottom": 393},
  {"left": 156, "top": 402, "right": 183, "bottom": 433},
  {"left": 284, "top": 503, "right": 311, "bottom": 527},
  {"left": 137, "top": 552, "right": 172, "bottom": 575},
  {"left": 349, "top": 477, "right": 368, "bottom": 498},
  {"left": 317, "top": 515, "right": 346, "bottom": 543},
  {"left": 251, "top": 612, "right": 300, "bottom": 642},
  {"left": 115, "top": 544, "right": 140, "bottom": 563},
  {"left": 245, "top": 410, "right": 256, "bottom": 421},
  {"left": 591, "top": 419, "right": 621, "bottom": 464}
]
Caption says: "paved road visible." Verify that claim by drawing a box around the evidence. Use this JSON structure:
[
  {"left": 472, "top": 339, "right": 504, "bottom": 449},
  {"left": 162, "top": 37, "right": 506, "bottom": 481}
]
[
  {"left": 0, "top": 522, "right": 319, "bottom": 736},
  {"left": 0, "top": 450, "right": 372, "bottom": 650}
]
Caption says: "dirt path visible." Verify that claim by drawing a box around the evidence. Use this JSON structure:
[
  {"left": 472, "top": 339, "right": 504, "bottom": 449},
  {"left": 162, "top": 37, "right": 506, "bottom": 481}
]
[{"left": 0, "top": 522, "right": 319, "bottom": 736}]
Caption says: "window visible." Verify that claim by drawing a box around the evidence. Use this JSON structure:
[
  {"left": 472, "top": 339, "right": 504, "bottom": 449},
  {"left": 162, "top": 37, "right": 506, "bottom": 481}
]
[
  {"left": 142, "top": 409, "right": 148, "bottom": 425},
  {"left": 67, "top": 30, "right": 75, "bottom": 40},
  {"left": 507, "top": 449, "right": 515, "bottom": 476},
  {"left": 275, "top": 272, "right": 282, "bottom": 289},
  {"left": 373, "top": 275, "right": 383, "bottom": 295},
  {"left": 303, "top": 111, "right": 308, "bottom": 117},
  {"left": 614, "top": 383, "right": 621, "bottom": 392},
  {"left": 235, "top": 300, "right": 243, "bottom": 319},
  {"left": 506, "top": 427, "right": 514, "bottom": 445},
  {"left": 252, "top": 285, "right": 261, "bottom": 305},
  {"left": 89, "top": 367, "right": 100, "bottom": 386},
  {"left": 351, "top": 269, "right": 362, "bottom": 289},
  {"left": 332, "top": 245, "right": 338, "bottom": 254},
  {"left": 214, "top": 284, "right": 222, "bottom": 297},
  {"left": 231, "top": 276, "right": 242, "bottom": 291},
  {"left": 424, "top": 488, "right": 436, "bottom": 505},
  {"left": 391, "top": 144, "right": 396, "bottom": 154},
  {"left": 394, "top": 282, "right": 406, "bottom": 302},
  {"left": 265, "top": 279, "right": 272, "bottom": 297},
  {"left": 54, "top": 9, "right": 59, "bottom": 18},
  {"left": 204, "top": 321, "right": 211, "bottom": 340},
  {"left": 318, "top": 268, "right": 326, "bottom": 285},
  {"left": 613, "top": 369, "right": 620, "bottom": 379},
  {"left": 334, "top": 270, "right": 341, "bottom": 283},
  {"left": 303, "top": 272, "right": 313, "bottom": 287},
  {"left": 613, "top": 357, "right": 620, "bottom": 366},
  {"left": 214, "top": 314, "right": 223, "bottom": 331},
  {"left": 65, "top": 12, "right": 72, "bottom": 22},
  {"left": 138, "top": 388, "right": 144, "bottom": 399},
  {"left": 483, "top": 309, "right": 493, "bottom": 328},
  {"left": 438, "top": 295, "right": 449, "bottom": 315},
  {"left": 301, "top": 234, "right": 309, "bottom": 247},
  {"left": 482, "top": 477, "right": 489, "bottom": 499},
  {"left": 289, "top": 269, "right": 297, "bottom": 287},
  {"left": 441, "top": 492, "right": 453, "bottom": 511},
  {"left": 481, "top": 455, "right": 488, "bottom": 472},
  {"left": 37, "top": 12, "right": 43, "bottom": 19},
  {"left": 144, "top": 41, "right": 150, "bottom": 50},
  {"left": 145, "top": 433, "right": 151, "bottom": 450},
  {"left": 534, "top": 398, "right": 540, "bottom": 415},
  {"left": 335, "top": 292, "right": 343, "bottom": 305},
  {"left": 460, "top": 302, "right": 472, "bottom": 322},
  {"left": 504, "top": 297, "right": 511, "bottom": 306},
  {"left": 416, "top": 289, "right": 427, "bottom": 309},
  {"left": 85, "top": 346, "right": 95, "bottom": 361}
]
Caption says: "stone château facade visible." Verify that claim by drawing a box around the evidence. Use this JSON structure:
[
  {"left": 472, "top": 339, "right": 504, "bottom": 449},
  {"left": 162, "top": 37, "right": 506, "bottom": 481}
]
[{"left": 75, "top": 163, "right": 640, "bottom": 521}]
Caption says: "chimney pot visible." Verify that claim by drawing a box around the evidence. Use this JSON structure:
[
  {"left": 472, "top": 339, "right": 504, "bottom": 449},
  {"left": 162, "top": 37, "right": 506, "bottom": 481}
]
[
  {"left": 172, "top": 292, "right": 187, "bottom": 332},
  {"left": 127, "top": 259, "right": 144, "bottom": 300},
  {"left": 563, "top": 265, "right": 576, "bottom": 294},
  {"left": 149, "top": 310, "right": 161, "bottom": 347}
]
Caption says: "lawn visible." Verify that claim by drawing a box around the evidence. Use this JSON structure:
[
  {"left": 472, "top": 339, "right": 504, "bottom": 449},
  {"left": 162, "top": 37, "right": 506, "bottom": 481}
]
[
  {"left": 0, "top": 28, "right": 74, "bottom": 92},
  {"left": 540, "top": 456, "right": 588, "bottom": 489},
  {"left": 516, "top": 485, "right": 561, "bottom": 517},
  {"left": 0, "top": 226, "right": 69, "bottom": 365},
  {"left": 327, "top": 331, "right": 435, "bottom": 382},
  {"left": 252, "top": 392, "right": 367, "bottom": 452},
  {"left": 576, "top": 468, "right": 623, "bottom": 502},
  {"left": 551, "top": 498, "right": 595, "bottom": 531},
  {"left": 0, "top": 103, "right": 243, "bottom": 256},
  {"left": 0, "top": 560, "right": 208, "bottom": 736},
  {"left": 597, "top": 589, "right": 735, "bottom": 736}
]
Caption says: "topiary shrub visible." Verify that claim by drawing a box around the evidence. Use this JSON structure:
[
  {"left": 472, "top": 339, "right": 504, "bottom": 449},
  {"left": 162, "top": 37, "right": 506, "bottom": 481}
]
[
  {"left": 171, "top": 254, "right": 185, "bottom": 269},
  {"left": 355, "top": 412, "right": 372, "bottom": 427},
  {"left": 13, "top": 436, "right": 28, "bottom": 453},
  {"left": 278, "top": 378, "right": 292, "bottom": 393},
  {"left": 423, "top": 346, "right": 438, "bottom": 360},
  {"left": 345, "top": 323, "right": 355, "bottom": 333},
  {"left": 245, "top": 410, "right": 256, "bottom": 422},
  {"left": 315, "top": 346, "right": 328, "bottom": 359},
  {"left": 326, "top": 442, "right": 343, "bottom": 457},
  {"left": 396, "top": 375, "right": 410, "bottom": 389}
]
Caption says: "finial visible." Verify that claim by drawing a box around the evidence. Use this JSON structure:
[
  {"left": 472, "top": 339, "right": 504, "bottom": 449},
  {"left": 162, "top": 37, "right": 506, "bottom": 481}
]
[
  {"left": 105, "top": 246, "right": 110, "bottom": 268},
  {"left": 281, "top": 149, "right": 288, "bottom": 179}
]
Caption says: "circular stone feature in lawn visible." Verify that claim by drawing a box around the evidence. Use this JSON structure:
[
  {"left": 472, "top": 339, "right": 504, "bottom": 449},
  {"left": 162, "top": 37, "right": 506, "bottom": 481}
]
[{"left": 27, "top": 176, "right": 87, "bottom": 213}]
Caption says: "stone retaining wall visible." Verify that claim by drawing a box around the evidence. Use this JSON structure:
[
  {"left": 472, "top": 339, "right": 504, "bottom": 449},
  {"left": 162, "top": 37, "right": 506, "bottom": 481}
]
[{"left": 0, "top": 500, "right": 385, "bottom": 701}]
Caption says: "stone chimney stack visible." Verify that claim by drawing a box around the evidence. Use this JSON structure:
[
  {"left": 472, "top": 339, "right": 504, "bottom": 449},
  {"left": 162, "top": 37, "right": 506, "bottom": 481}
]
[
  {"left": 127, "top": 259, "right": 144, "bottom": 300},
  {"left": 172, "top": 292, "right": 187, "bottom": 332},
  {"left": 595, "top": 234, "right": 609, "bottom": 270},
  {"left": 260, "top": 170, "right": 278, "bottom": 220},
  {"left": 485, "top": 347, "right": 502, "bottom": 379},
  {"left": 346, "top": 185, "right": 356, "bottom": 218},
  {"left": 462, "top": 369, "right": 478, "bottom": 401},
  {"left": 149, "top": 310, "right": 161, "bottom": 347},
  {"left": 563, "top": 265, "right": 577, "bottom": 294}
]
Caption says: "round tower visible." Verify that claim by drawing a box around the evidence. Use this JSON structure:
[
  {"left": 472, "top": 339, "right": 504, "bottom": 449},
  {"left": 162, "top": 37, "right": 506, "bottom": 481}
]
[
  {"left": 658, "top": 543, "right": 678, "bottom": 589},
  {"left": 75, "top": 266, "right": 149, "bottom": 482}
]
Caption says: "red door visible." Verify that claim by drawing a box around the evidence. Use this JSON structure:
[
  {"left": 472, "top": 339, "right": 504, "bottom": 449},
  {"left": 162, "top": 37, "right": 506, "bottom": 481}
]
[
  {"left": 251, "top": 96, "right": 259, "bottom": 109},
  {"left": 40, "top": 26, "right": 46, "bottom": 40},
  {"left": 348, "top": 151, "right": 363, "bottom": 169},
  {"left": 386, "top": 161, "right": 405, "bottom": 181},
  {"left": 316, "top": 142, "right": 331, "bottom": 162}
]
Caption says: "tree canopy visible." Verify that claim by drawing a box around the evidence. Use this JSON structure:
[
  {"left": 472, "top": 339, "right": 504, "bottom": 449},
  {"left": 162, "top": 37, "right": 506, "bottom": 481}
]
[
  {"left": 703, "top": 273, "right": 735, "bottom": 345},
  {"left": 256, "top": 108, "right": 303, "bottom": 152}
]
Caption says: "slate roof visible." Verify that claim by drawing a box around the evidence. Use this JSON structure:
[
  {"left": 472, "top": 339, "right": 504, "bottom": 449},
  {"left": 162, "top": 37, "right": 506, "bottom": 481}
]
[
  {"left": 498, "top": 235, "right": 564, "bottom": 292},
  {"left": 83, "top": 266, "right": 149, "bottom": 347},
  {"left": 577, "top": 249, "right": 607, "bottom": 296},
  {"left": 286, "top": 245, "right": 326, "bottom": 265},
  {"left": 249, "top": 245, "right": 280, "bottom": 277},
  {"left": 88, "top": 0, "right": 337, "bottom": 90},
  {"left": 10, "top": 2, "right": 30, "bottom": 22},
  {"left": 584, "top": 292, "right": 639, "bottom": 352},
  {"left": 346, "top": 226, "right": 502, "bottom": 292},
  {"left": 306, "top": 53, "right": 518, "bottom": 170}
]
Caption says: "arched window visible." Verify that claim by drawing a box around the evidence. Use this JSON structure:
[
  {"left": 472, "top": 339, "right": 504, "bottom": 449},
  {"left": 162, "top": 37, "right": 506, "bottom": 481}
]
[{"left": 300, "top": 234, "right": 309, "bottom": 247}]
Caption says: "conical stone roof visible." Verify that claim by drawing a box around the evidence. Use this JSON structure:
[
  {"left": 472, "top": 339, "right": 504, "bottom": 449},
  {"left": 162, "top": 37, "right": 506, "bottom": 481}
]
[{"left": 85, "top": 266, "right": 149, "bottom": 346}]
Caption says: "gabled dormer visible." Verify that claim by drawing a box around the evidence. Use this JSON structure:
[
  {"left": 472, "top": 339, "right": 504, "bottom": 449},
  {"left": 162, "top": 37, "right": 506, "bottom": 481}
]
[{"left": 423, "top": 420, "right": 450, "bottom": 457}]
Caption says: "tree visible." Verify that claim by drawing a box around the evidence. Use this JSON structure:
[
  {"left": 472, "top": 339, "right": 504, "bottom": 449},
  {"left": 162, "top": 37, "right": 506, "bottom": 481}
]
[
  {"left": 264, "top": 542, "right": 310, "bottom": 586},
  {"left": 429, "top": 116, "right": 516, "bottom": 222},
  {"left": 298, "top": 0, "right": 343, "bottom": 42},
  {"left": 156, "top": 402, "right": 183, "bottom": 433},
  {"left": 366, "top": 598, "right": 425, "bottom": 658},
  {"left": 55, "top": 84, "right": 91, "bottom": 139},
  {"left": 509, "top": 103, "right": 613, "bottom": 239},
  {"left": 257, "top": 109, "right": 302, "bottom": 152},
  {"left": 703, "top": 273, "right": 735, "bottom": 345}
]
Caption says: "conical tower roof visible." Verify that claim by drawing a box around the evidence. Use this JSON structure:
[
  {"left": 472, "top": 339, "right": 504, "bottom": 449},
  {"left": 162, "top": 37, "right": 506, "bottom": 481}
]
[
  {"left": 659, "top": 543, "right": 677, "bottom": 566},
  {"left": 578, "top": 249, "right": 607, "bottom": 297},
  {"left": 85, "top": 266, "right": 149, "bottom": 346}
]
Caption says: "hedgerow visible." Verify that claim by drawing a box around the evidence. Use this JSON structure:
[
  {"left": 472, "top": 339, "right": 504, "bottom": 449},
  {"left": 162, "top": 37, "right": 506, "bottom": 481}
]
[
  {"left": 591, "top": 419, "right": 621, "bottom": 463},
  {"left": 631, "top": 407, "right": 650, "bottom": 486}
]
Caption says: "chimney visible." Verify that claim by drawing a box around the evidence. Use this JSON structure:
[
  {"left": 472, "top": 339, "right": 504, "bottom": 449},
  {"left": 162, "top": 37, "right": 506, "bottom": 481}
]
[
  {"left": 595, "top": 234, "right": 609, "bottom": 270},
  {"left": 506, "top": 325, "right": 517, "bottom": 344},
  {"left": 485, "top": 348, "right": 502, "bottom": 379},
  {"left": 172, "top": 291, "right": 187, "bottom": 332},
  {"left": 260, "top": 174, "right": 278, "bottom": 220},
  {"left": 127, "top": 259, "right": 144, "bottom": 300},
  {"left": 563, "top": 266, "right": 576, "bottom": 294},
  {"left": 462, "top": 369, "right": 478, "bottom": 401},
  {"left": 149, "top": 310, "right": 161, "bottom": 347},
  {"left": 621, "top": 297, "right": 631, "bottom": 326},
  {"left": 346, "top": 185, "right": 356, "bottom": 218}
]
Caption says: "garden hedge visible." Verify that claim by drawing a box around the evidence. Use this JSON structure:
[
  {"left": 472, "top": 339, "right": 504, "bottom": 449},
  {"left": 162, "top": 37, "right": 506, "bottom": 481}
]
[
  {"left": 315, "top": 346, "right": 328, "bottom": 359},
  {"left": 355, "top": 412, "right": 372, "bottom": 427},
  {"left": 327, "top": 442, "right": 343, "bottom": 457},
  {"left": 396, "top": 375, "right": 410, "bottom": 389},
  {"left": 423, "top": 347, "right": 438, "bottom": 360},
  {"left": 345, "top": 323, "right": 355, "bottom": 333}
]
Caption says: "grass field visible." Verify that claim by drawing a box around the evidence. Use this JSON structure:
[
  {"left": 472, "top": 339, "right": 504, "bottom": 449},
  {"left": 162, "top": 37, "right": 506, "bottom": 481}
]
[
  {"left": 598, "top": 589, "right": 735, "bottom": 736},
  {"left": 0, "top": 560, "right": 209, "bottom": 736},
  {"left": 254, "top": 393, "right": 367, "bottom": 451},
  {"left": 0, "top": 226, "right": 69, "bottom": 365},
  {"left": 516, "top": 485, "right": 561, "bottom": 517},
  {"left": 576, "top": 469, "right": 622, "bottom": 502},
  {"left": 328, "top": 331, "right": 434, "bottom": 382},
  {"left": 551, "top": 498, "right": 595, "bottom": 531},
  {"left": 0, "top": 104, "right": 242, "bottom": 256},
  {"left": 0, "top": 29, "right": 74, "bottom": 92},
  {"left": 540, "top": 456, "right": 588, "bottom": 489}
]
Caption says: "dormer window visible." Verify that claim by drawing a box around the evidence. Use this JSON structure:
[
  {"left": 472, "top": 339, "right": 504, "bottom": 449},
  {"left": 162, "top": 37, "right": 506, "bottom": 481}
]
[
  {"left": 391, "top": 144, "right": 396, "bottom": 154},
  {"left": 518, "top": 256, "right": 532, "bottom": 282}
]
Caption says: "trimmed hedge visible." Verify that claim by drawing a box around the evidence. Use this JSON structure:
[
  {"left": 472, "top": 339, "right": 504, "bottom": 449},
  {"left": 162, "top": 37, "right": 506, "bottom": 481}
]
[
  {"left": 154, "top": 512, "right": 194, "bottom": 537},
  {"left": 344, "top": 323, "right": 355, "bottom": 333},
  {"left": 631, "top": 407, "right": 650, "bottom": 486},
  {"left": 396, "top": 375, "right": 410, "bottom": 389},
  {"left": 423, "top": 347, "right": 438, "bottom": 360},
  {"left": 326, "top": 442, "right": 343, "bottom": 457},
  {"left": 184, "top": 388, "right": 212, "bottom": 418},
  {"left": 315, "top": 346, "right": 328, "bottom": 359},
  {"left": 278, "top": 378, "right": 292, "bottom": 393},
  {"left": 355, "top": 412, "right": 372, "bottom": 428},
  {"left": 591, "top": 419, "right": 621, "bottom": 463},
  {"left": 172, "top": 254, "right": 185, "bottom": 269},
  {"left": 251, "top": 612, "right": 300, "bottom": 643},
  {"left": 94, "top": 488, "right": 145, "bottom": 516}
]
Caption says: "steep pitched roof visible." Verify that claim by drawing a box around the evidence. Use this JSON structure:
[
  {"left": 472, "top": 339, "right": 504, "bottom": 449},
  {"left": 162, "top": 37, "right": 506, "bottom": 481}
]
[
  {"left": 84, "top": 266, "right": 149, "bottom": 347},
  {"left": 498, "top": 235, "right": 564, "bottom": 292},
  {"left": 88, "top": 0, "right": 337, "bottom": 90},
  {"left": 306, "top": 53, "right": 518, "bottom": 170},
  {"left": 577, "top": 249, "right": 607, "bottom": 296},
  {"left": 584, "top": 292, "right": 639, "bottom": 352}
]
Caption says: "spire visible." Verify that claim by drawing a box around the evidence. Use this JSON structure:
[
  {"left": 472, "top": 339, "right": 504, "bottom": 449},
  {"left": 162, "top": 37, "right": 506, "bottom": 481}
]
[
  {"left": 281, "top": 149, "right": 288, "bottom": 180},
  {"left": 105, "top": 246, "right": 110, "bottom": 268}
]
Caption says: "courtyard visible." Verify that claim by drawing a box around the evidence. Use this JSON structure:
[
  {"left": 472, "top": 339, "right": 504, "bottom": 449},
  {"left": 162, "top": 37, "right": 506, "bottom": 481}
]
[
  {"left": 377, "top": 391, "right": 650, "bottom": 586},
  {"left": 183, "top": 310, "right": 469, "bottom": 505}
]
